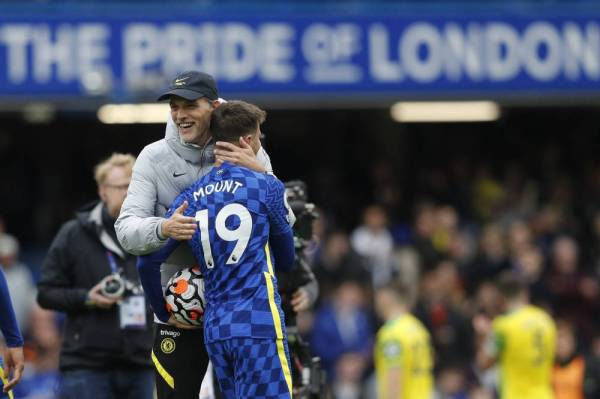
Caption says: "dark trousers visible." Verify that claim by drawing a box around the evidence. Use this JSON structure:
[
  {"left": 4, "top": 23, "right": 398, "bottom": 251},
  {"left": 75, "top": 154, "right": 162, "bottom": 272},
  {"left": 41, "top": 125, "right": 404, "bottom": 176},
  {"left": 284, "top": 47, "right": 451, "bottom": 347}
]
[
  {"left": 58, "top": 368, "right": 154, "bottom": 399},
  {"left": 152, "top": 323, "right": 210, "bottom": 399}
]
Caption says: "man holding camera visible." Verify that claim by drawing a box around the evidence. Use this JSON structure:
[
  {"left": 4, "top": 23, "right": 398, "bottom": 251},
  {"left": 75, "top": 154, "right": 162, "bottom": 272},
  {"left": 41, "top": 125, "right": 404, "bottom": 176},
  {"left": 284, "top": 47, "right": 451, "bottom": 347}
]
[{"left": 37, "top": 153, "right": 154, "bottom": 399}]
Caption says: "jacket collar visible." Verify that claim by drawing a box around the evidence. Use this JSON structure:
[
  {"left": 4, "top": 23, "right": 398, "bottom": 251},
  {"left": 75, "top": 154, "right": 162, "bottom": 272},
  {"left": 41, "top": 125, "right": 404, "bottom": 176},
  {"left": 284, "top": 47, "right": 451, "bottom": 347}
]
[
  {"left": 164, "top": 114, "right": 215, "bottom": 164},
  {"left": 88, "top": 202, "right": 126, "bottom": 259}
]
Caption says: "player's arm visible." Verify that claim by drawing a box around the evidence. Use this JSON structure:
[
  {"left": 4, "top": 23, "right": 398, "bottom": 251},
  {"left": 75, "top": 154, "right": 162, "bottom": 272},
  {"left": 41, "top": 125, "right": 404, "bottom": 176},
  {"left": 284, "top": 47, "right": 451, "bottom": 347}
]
[
  {"left": 384, "top": 368, "right": 402, "bottom": 399},
  {"left": 136, "top": 192, "right": 195, "bottom": 323},
  {"left": 265, "top": 176, "right": 295, "bottom": 271},
  {"left": 379, "top": 338, "right": 404, "bottom": 399},
  {"left": 137, "top": 238, "right": 179, "bottom": 323},
  {"left": 0, "top": 268, "right": 24, "bottom": 393},
  {"left": 115, "top": 148, "right": 197, "bottom": 255}
]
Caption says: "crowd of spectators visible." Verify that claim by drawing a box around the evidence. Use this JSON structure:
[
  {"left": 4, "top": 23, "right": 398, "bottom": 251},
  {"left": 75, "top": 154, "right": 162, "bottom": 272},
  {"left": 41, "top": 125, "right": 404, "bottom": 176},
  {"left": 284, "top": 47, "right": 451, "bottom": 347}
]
[
  {"left": 4, "top": 151, "right": 600, "bottom": 398},
  {"left": 300, "top": 157, "right": 600, "bottom": 398}
]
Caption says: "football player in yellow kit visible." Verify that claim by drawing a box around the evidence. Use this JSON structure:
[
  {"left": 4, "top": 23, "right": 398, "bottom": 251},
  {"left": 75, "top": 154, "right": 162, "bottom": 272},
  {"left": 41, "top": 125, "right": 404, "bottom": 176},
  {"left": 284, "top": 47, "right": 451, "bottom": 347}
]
[
  {"left": 475, "top": 274, "right": 557, "bottom": 399},
  {"left": 374, "top": 282, "right": 434, "bottom": 399}
]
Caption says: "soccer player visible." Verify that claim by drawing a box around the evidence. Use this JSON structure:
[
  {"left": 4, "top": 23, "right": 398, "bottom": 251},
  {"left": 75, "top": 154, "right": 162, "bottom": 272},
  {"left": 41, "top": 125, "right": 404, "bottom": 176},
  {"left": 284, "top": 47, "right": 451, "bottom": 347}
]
[
  {"left": 115, "top": 71, "right": 275, "bottom": 398},
  {"left": 475, "top": 274, "right": 557, "bottom": 399},
  {"left": 0, "top": 267, "right": 24, "bottom": 399},
  {"left": 138, "top": 100, "right": 296, "bottom": 399},
  {"left": 374, "top": 281, "right": 434, "bottom": 399}
]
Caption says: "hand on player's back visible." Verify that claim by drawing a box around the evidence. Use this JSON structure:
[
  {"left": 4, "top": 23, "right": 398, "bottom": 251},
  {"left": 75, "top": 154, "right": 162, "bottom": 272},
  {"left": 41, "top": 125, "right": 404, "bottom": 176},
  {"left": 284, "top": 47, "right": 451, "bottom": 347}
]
[
  {"left": 162, "top": 201, "right": 197, "bottom": 241},
  {"left": 214, "top": 138, "right": 265, "bottom": 172}
]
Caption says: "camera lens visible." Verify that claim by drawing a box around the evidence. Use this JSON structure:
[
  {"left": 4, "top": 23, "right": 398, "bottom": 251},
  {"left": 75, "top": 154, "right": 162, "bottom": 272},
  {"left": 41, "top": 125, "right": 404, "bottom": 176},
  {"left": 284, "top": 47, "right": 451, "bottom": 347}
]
[{"left": 101, "top": 275, "right": 125, "bottom": 298}]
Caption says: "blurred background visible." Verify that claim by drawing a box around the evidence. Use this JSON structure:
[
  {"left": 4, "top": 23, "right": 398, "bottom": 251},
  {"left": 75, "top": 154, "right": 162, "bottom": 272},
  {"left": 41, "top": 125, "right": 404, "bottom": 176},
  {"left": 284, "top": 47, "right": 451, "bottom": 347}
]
[{"left": 3, "top": 0, "right": 600, "bottom": 398}]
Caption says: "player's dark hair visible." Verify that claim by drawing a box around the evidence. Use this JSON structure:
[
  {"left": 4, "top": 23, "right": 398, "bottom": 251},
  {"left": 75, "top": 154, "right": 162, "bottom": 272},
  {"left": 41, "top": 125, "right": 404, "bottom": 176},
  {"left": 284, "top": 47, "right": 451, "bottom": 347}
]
[
  {"left": 496, "top": 273, "right": 527, "bottom": 299},
  {"left": 210, "top": 100, "right": 266, "bottom": 143}
]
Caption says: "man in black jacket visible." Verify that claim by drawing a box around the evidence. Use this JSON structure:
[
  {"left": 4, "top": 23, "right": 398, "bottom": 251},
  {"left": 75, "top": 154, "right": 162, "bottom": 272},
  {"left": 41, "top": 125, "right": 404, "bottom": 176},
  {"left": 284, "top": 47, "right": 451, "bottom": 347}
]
[{"left": 37, "top": 153, "right": 154, "bottom": 399}]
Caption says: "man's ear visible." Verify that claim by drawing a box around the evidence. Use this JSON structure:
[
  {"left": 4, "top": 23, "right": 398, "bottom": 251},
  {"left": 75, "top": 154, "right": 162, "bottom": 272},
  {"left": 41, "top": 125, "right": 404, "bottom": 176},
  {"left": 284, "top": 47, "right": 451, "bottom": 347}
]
[{"left": 242, "top": 134, "right": 253, "bottom": 145}]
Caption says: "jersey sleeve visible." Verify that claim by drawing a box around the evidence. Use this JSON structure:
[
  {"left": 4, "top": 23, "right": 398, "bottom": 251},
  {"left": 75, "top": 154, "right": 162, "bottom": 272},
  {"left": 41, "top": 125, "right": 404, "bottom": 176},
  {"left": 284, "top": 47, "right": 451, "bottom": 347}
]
[
  {"left": 265, "top": 176, "right": 293, "bottom": 236},
  {"left": 165, "top": 187, "right": 196, "bottom": 219},
  {"left": 0, "top": 268, "right": 23, "bottom": 347},
  {"left": 137, "top": 238, "right": 180, "bottom": 322},
  {"left": 138, "top": 188, "right": 197, "bottom": 322},
  {"left": 265, "top": 176, "right": 295, "bottom": 271},
  {"left": 379, "top": 336, "right": 403, "bottom": 368}
]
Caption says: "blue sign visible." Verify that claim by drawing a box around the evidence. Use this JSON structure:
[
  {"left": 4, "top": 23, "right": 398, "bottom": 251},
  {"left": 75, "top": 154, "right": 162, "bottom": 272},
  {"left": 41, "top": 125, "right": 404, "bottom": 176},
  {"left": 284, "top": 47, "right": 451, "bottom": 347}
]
[{"left": 1, "top": 13, "right": 600, "bottom": 101}]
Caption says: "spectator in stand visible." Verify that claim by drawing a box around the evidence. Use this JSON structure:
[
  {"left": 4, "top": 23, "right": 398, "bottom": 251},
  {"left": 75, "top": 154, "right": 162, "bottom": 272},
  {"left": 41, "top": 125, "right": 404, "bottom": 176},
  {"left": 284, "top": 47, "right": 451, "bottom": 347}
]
[
  {"left": 431, "top": 205, "right": 459, "bottom": 256},
  {"left": 471, "top": 166, "right": 504, "bottom": 223},
  {"left": 332, "top": 352, "right": 368, "bottom": 399},
  {"left": 415, "top": 260, "right": 473, "bottom": 371},
  {"left": 546, "top": 236, "right": 598, "bottom": 339},
  {"left": 0, "top": 234, "right": 36, "bottom": 334},
  {"left": 412, "top": 202, "right": 442, "bottom": 272},
  {"left": 472, "top": 281, "right": 502, "bottom": 318},
  {"left": 351, "top": 205, "right": 394, "bottom": 287},
  {"left": 506, "top": 220, "right": 533, "bottom": 260},
  {"left": 584, "top": 334, "right": 600, "bottom": 399},
  {"left": 310, "top": 280, "right": 373, "bottom": 383},
  {"left": 583, "top": 209, "right": 600, "bottom": 272},
  {"left": 465, "top": 224, "right": 510, "bottom": 294},
  {"left": 447, "top": 229, "right": 475, "bottom": 272},
  {"left": 552, "top": 320, "right": 600, "bottom": 399},
  {"left": 513, "top": 245, "right": 552, "bottom": 307},
  {"left": 434, "top": 366, "right": 469, "bottom": 399},
  {"left": 313, "top": 231, "right": 370, "bottom": 300}
]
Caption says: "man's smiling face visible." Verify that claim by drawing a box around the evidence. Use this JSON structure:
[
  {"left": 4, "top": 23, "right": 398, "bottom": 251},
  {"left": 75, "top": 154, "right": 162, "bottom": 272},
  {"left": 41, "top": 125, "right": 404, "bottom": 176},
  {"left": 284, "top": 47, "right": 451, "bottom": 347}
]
[{"left": 169, "top": 96, "right": 214, "bottom": 145}]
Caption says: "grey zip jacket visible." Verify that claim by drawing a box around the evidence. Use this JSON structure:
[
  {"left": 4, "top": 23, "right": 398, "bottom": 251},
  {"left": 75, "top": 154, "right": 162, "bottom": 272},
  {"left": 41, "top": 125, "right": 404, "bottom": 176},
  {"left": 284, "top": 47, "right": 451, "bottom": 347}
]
[{"left": 115, "top": 115, "right": 273, "bottom": 277}]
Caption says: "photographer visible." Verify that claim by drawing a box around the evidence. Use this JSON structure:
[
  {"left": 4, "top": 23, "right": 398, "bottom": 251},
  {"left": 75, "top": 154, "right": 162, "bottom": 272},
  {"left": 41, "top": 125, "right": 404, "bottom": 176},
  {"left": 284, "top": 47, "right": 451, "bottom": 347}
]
[
  {"left": 276, "top": 181, "right": 323, "bottom": 398},
  {"left": 37, "top": 154, "right": 154, "bottom": 399}
]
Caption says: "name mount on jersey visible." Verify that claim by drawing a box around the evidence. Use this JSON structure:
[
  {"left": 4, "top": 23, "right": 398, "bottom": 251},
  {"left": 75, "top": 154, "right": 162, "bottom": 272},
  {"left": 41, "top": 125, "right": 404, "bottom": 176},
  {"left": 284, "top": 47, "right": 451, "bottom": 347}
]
[{"left": 193, "top": 180, "right": 244, "bottom": 201}]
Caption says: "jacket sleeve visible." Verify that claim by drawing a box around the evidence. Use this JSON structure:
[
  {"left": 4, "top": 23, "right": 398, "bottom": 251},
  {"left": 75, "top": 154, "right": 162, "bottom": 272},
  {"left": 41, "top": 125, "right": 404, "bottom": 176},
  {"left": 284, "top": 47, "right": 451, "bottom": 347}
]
[
  {"left": 37, "top": 222, "right": 90, "bottom": 312},
  {"left": 257, "top": 147, "right": 274, "bottom": 174},
  {"left": 115, "top": 147, "right": 168, "bottom": 255},
  {"left": 297, "top": 257, "right": 319, "bottom": 308}
]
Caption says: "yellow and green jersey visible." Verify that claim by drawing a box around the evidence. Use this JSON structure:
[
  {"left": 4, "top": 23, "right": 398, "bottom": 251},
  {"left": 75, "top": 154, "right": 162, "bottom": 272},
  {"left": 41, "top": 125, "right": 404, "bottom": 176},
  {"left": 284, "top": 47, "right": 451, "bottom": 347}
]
[
  {"left": 492, "top": 305, "right": 557, "bottom": 399},
  {"left": 375, "top": 313, "right": 433, "bottom": 399}
]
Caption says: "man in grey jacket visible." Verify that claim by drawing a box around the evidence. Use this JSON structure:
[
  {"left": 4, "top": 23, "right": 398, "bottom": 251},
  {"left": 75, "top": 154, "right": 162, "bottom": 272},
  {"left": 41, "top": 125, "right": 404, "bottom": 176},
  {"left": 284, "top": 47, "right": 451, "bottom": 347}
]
[{"left": 115, "top": 71, "right": 272, "bottom": 399}]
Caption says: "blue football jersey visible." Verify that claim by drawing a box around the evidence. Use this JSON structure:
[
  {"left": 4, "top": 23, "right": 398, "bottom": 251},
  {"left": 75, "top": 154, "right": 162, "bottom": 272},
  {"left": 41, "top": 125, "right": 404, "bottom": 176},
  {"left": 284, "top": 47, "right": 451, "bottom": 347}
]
[{"left": 166, "top": 162, "right": 292, "bottom": 343}]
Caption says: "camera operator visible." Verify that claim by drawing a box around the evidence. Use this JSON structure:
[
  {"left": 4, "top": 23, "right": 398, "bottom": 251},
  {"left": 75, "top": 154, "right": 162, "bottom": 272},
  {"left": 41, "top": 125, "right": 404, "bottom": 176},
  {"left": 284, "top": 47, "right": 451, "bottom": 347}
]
[
  {"left": 277, "top": 181, "right": 319, "bottom": 320},
  {"left": 276, "top": 181, "right": 324, "bottom": 398},
  {"left": 37, "top": 154, "right": 154, "bottom": 399}
]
